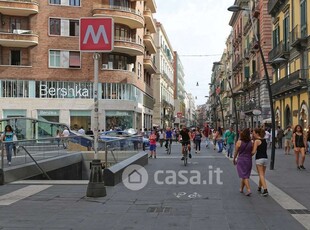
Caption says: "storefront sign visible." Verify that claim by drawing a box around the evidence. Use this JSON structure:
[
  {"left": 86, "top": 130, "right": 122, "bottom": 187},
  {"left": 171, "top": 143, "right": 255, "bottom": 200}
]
[
  {"left": 40, "top": 84, "right": 89, "bottom": 98},
  {"left": 38, "top": 110, "right": 59, "bottom": 116}
]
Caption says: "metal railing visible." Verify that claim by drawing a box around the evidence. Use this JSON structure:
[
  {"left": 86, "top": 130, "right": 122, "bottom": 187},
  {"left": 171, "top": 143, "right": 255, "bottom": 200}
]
[
  {"left": 268, "top": 40, "right": 290, "bottom": 61},
  {"left": 271, "top": 69, "right": 308, "bottom": 97}
]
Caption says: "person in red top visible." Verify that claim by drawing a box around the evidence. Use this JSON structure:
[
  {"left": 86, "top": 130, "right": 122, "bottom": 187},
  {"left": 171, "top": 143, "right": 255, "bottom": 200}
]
[
  {"left": 149, "top": 130, "right": 157, "bottom": 159},
  {"left": 203, "top": 124, "right": 211, "bottom": 148}
]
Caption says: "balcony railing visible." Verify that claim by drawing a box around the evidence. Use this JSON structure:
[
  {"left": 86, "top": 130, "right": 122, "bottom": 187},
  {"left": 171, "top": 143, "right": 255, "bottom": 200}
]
[
  {"left": 268, "top": 40, "right": 290, "bottom": 61},
  {"left": 232, "top": 55, "right": 242, "bottom": 70},
  {"left": 290, "top": 24, "right": 308, "bottom": 50},
  {"left": 271, "top": 69, "right": 308, "bottom": 97}
]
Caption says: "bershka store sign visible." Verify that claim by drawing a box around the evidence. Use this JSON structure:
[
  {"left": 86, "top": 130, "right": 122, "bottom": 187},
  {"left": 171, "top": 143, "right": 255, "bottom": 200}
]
[{"left": 40, "top": 84, "right": 90, "bottom": 98}]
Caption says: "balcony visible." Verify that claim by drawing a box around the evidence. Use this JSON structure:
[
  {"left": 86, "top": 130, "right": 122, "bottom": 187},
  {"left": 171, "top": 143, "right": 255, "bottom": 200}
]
[
  {"left": 145, "top": 0, "right": 156, "bottom": 13},
  {"left": 92, "top": 5, "right": 144, "bottom": 29},
  {"left": 243, "top": 101, "right": 259, "bottom": 115},
  {"left": 0, "top": 0, "right": 38, "bottom": 16},
  {"left": 144, "top": 9, "right": 156, "bottom": 33},
  {"left": 268, "top": 0, "right": 287, "bottom": 17},
  {"left": 0, "top": 29, "right": 38, "bottom": 47},
  {"left": 145, "top": 84, "right": 153, "bottom": 97},
  {"left": 250, "top": 71, "right": 260, "bottom": 85},
  {"left": 232, "top": 55, "right": 242, "bottom": 70},
  {"left": 99, "top": 68, "right": 136, "bottom": 85},
  {"left": 290, "top": 25, "right": 308, "bottom": 51},
  {"left": 143, "top": 55, "right": 156, "bottom": 74},
  {"left": 271, "top": 69, "right": 308, "bottom": 97},
  {"left": 114, "top": 36, "right": 144, "bottom": 56},
  {"left": 268, "top": 40, "right": 290, "bottom": 62},
  {"left": 244, "top": 48, "right": 250, "bottom": 60},
  {"left": 144, "top": 33, "right": 156, "bottom": 54}
]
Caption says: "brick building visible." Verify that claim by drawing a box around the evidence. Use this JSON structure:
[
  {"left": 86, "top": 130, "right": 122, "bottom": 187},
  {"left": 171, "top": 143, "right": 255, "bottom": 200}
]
[{"left": 0, "top": 0, "right": 157, "bottom": 131}]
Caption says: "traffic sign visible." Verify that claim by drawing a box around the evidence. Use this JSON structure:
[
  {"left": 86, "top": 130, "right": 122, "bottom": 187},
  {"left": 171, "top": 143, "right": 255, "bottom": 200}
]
[
  {"left": 177, "top": 112, "right": 182, "bottom": 118},
  {"left": 80, "top": 17, "right": 114, "bottom": 52}
]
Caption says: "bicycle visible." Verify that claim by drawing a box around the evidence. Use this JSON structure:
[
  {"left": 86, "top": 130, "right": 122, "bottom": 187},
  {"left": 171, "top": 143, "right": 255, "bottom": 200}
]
[{"left": 181, "top": 142, "right": 189, "bottom": 166}]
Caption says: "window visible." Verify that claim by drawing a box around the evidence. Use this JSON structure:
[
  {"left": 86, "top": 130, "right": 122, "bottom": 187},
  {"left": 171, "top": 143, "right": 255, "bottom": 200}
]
[
  {"left": 49, "top": 50, "right": 61, "bottom": 67},
  {"left": 138, "top": 63, "right": 142, "bottom": 79},
  {"left": 69, "top": 20, "right": 79, "bottom": 36},
  {"left": 69, "top": 52, "right": 81, "bottom": 68},
  {"left": 283, "top": 14, "right": 290, "bottom": 50},
  {"left": 69, "top": 0, "right": 80, "bottom": 6},
  {"left": 115, "top": 24, "right": 135, "bottom": 41},
  {"left": 10, "top": 17, "right": 21, "bottom": 33},
  {"left": 11, "top": 50, "right": 21, "bottom": 65},
  {"left": 50, "top": 18, "right": 61, "bottom": 35},
  {"left": 1, "top": 80, "right": 29, "bottom": 98},
  {"left": 272, "top": 25, "right": 280, "bottom": 47},
  {"left": 49, "top": 50, "right": 80, "bottom": 68},
  {"left": 49, "top": 18, "right": 79, "bottom": 36},
  {"left": 300, "top": 0, "right": 307, "bottom": 37},
  {"left": 49, "top": 0, "right": 60, "bottom": 4}
]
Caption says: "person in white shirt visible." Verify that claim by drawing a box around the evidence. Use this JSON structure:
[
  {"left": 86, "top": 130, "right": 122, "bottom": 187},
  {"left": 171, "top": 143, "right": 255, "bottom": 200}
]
[
  {"left": 62, "top": 127, "right": 70, "bottom": 149},
  {"left": 78, "top": 126, "right": 85, "bottom": 135}
]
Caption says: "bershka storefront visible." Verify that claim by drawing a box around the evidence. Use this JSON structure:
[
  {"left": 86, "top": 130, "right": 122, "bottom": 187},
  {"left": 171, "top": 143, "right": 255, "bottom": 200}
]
[{"left": 0, "top": 80, "right": 149, "bottom": 130}]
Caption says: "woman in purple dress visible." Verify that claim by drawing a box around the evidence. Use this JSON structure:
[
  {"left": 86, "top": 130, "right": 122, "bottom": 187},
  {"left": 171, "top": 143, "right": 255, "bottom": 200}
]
[{"left": 233, "top": 128, "right": 253, "bottom": 196}]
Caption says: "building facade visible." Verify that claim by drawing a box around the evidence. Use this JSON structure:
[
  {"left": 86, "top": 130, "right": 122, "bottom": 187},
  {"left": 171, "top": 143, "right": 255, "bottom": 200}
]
[
  {"left": 153, "top": 21, "right": 174, "bottom": 128},
  {"left": 269, "top": 0, "right": 310, "bottom": 130},
  {"left": 173, "top": 51, "right": 186, "bottom": 128},
  {"left": 0, "top": 0, "right": 157, "bottom": 131},
  {"left": 226, "top": 0, "right": 272, "bottom": 129}
]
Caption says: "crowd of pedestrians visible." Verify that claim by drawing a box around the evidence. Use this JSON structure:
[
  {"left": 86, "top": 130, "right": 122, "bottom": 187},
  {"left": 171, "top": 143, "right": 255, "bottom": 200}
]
[{"left": 144, "top": 122, "right": 309, "bottom": 198}]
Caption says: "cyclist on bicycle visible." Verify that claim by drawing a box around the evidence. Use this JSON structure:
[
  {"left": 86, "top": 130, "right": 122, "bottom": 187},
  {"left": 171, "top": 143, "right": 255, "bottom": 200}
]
[
  {"left": 164, "top": 127, "right": 173, "bottom": 151},
  {"left": 178, "top": 125, "right": 192, "bottom": 160}
]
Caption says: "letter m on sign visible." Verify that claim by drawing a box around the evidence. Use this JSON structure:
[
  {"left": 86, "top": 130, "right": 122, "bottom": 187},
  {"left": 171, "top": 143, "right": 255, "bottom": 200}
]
[{"left": 80, "top": 17, "right": 114, "bottom": 52}]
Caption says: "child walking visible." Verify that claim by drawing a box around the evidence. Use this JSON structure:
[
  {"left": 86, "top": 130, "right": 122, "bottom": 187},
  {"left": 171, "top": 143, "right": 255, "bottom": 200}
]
[{"left": 149, "top": 130, "right": 157, "bottom": 159}]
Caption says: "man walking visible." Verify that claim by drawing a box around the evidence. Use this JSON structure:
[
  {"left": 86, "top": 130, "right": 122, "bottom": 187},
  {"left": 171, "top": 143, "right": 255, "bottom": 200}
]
[{"left": 224, "top": 126, "right": 236, "bottom": 158}]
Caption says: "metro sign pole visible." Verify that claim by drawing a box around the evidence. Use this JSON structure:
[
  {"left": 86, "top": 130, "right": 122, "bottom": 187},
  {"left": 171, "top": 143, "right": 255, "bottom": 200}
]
[{"left": 80, "top": 17, "right": 114, "bottom": 197}]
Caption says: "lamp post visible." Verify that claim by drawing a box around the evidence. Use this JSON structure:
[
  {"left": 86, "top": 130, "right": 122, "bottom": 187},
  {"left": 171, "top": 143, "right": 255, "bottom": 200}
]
[{"left": 228, "top": 4, "right": 276, "bottom": 170}]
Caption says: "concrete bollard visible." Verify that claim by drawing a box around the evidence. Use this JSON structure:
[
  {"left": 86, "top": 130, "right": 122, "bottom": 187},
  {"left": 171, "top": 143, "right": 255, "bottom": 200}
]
[{"left": 86, "top": 159, "right": 106, "bottom": 197}]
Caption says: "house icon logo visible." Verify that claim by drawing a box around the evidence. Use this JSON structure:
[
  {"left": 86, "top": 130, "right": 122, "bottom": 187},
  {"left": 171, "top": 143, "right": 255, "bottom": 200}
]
[
  {"left": 128, "top": 170, "right": 142, "bottom": 184},
  {"left": 122, "top": 164, "right": 148, "bottom": 191}
]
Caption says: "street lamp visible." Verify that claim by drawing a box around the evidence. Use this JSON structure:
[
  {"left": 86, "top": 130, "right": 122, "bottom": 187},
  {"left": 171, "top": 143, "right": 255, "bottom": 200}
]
[{"left": 228, "top": 4, "right": 276, "bottom": 170}]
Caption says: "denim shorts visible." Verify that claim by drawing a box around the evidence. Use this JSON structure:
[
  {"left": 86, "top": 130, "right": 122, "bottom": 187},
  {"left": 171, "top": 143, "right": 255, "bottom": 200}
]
[
  {"left": 150, "top": 144, "right": 156, "bottom": 151},
  {"left": 256, "top": 158, "right": 268, "bottom": 166}
]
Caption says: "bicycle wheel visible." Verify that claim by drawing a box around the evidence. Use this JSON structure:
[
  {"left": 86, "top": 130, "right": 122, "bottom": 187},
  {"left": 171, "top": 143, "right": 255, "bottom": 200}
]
[{"left": 183, "top": 150, "right": 188, "bottom": 166}]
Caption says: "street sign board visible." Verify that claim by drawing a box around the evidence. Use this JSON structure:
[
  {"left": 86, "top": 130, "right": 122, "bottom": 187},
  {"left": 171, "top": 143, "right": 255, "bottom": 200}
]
[
  {"left": 80, "top": 17, "right": 114, "bottom": 52},
  {"left": 253, "top": 109, "right": 262, "bottom": 116}
]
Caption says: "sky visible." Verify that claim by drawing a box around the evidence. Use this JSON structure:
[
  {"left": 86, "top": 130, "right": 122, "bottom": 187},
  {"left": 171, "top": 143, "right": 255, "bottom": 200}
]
[{"left": 154, "top": 0, "right": 233, "bottom": 106}]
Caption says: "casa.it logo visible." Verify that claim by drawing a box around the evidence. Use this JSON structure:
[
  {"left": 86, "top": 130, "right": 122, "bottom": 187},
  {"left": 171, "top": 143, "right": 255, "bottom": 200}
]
[{"left": 122, "top": 164, "right": 148, "bottom": 191}]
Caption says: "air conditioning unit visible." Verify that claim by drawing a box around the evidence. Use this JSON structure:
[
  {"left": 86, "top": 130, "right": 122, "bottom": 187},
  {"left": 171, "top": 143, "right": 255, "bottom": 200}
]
[{"left": 102, "top": 64, "right": 108, "bottom": 69}]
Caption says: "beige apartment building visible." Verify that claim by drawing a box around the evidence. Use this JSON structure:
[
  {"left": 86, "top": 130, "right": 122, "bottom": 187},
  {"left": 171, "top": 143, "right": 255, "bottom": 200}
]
[{"left": 0, "top": 0, "right": 157, "bottom": 131}]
